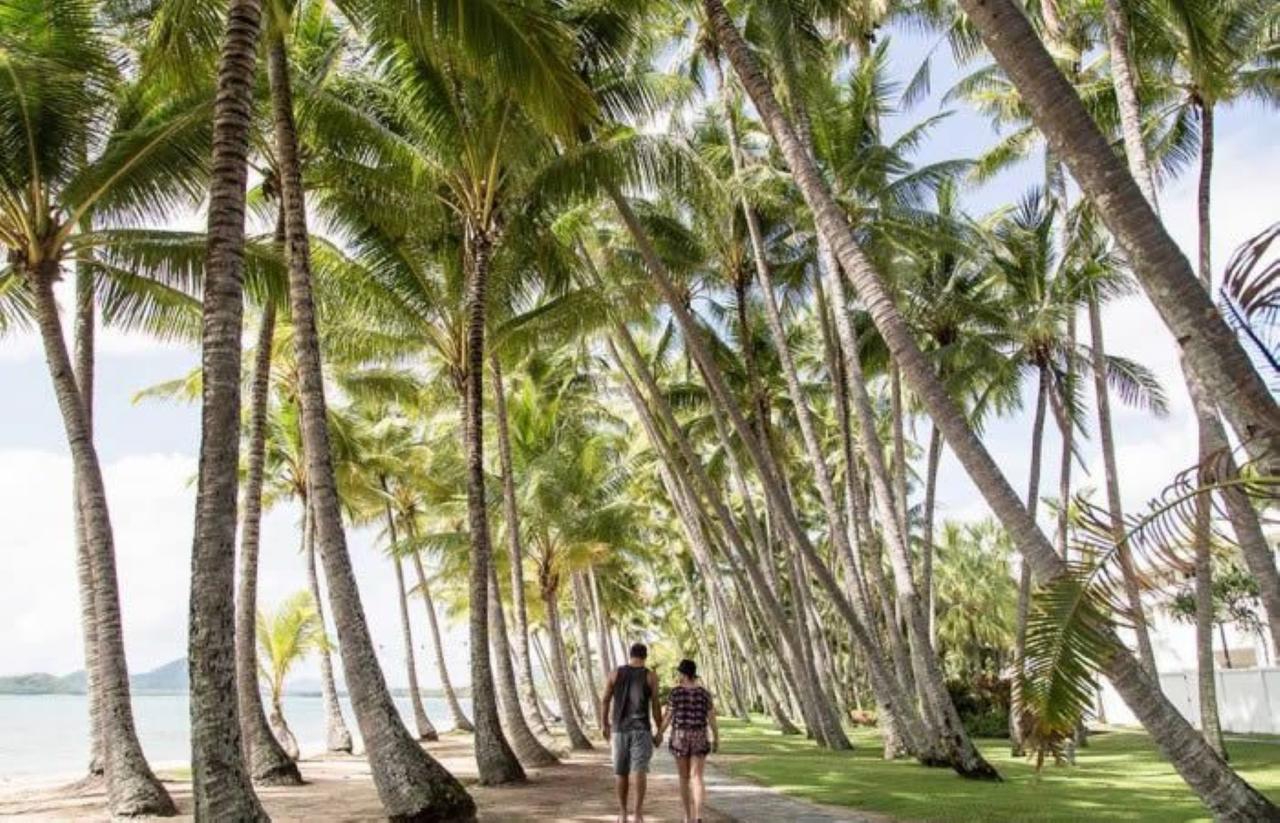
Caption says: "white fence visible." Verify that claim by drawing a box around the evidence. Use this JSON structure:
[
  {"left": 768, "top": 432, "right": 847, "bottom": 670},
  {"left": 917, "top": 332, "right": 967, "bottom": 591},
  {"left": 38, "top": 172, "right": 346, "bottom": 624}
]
[{"left": 1099, "top": 667, "right": 1280, "bottom": 735}]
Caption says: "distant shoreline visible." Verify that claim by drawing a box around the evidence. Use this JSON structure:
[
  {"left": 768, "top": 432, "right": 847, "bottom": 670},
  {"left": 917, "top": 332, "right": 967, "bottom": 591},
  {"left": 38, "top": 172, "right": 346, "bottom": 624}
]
[
  {"left": 0, "top": 687, "right": 468, "bottom": 699},
  {"left": 0, "top": 659, "right": 470, "bottom": 699}
]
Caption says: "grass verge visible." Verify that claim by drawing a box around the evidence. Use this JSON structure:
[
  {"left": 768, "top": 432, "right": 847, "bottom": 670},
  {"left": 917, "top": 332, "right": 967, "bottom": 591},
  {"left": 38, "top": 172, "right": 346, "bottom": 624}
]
[{"left": 717, "top": 718, "right": 1280, "bottom": 822}]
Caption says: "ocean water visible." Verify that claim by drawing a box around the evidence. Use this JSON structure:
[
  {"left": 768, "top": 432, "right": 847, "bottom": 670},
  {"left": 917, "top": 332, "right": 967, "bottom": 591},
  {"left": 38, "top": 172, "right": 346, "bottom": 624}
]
[{"left": 0, "top": 693, "right": 472, "bottom": 779}]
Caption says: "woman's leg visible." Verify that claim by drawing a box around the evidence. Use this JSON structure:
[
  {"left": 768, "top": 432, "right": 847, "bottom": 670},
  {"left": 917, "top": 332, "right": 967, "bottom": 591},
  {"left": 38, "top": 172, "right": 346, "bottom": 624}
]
[
  {"left": 676, "top": 755, "right": 692, "bottom": 822},
  {"left": 691, "top": 755, "right": 707, "bottom": 822}
]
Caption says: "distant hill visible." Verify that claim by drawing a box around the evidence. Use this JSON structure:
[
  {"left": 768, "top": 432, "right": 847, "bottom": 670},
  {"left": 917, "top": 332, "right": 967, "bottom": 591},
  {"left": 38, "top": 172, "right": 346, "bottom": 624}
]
[
  {"left": 0, "top": 658, "right": 187, "bottom": 695},
  {"left": 0, "top": 672, "right": 81, "bottom": 695},
  {"left": 132, "top": 658, "right": 188, "bottom": 692}
]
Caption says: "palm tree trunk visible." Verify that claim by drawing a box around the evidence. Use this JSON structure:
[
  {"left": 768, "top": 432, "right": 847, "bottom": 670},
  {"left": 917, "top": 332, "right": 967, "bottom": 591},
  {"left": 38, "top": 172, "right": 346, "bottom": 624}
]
[
  {"left": 29, "top": 273, "right": 176, "bottom": 817},
  {"left": 72, "top": 259, "right": 104, "bottom": 780},
  {"left": 706, "top": 4, "right": 1280, "bottom": 813},
  {"left": 1186, "top": 100, "right": 1280, "bottom": 655},
  {"left": 610, "top": 197, "right": 897, "bottom": 755},
  {"left": 1101, "top": 0, "right": 1158, "bottom": 208},
  {"left": 571, "top": 573, "right": 601, "bottom": 709},
  {"left": 268, "top": 694, "right": 300, "bottom": 761},
  {"left": 587, "top": 567, "right": 614, "bottom": 678},
  {"left": 267, "top": 38, "right": 474, "bottom": 817},
  {"left": 303, "top": 501, "right": 353, "bottom": 753},
  {"left": 1055, "top": 316, "right": 1075, "bottom": 559},
  {"left": 187, "top": 2, "right": 270, "bottom": 817},
  {"left": 410, "top": 551, "right": 474, "bottom": 732},
  {"left": 1012, "top": 368, "right": 1049, "bottom": 756},
  {"left": 1193, "top": 437, "right": 1228, "bottom": 758},
  {"left": 459, "top": 230, "right": 525, "bottom": 785},
  {"left": 390, "top": 543, "right": 438, "bottom": 742},
  {"left": 542, "top": 584, "right": 594, "bottom": 750},
  {"left": 237, "top": 297, "right": 303, "bottom": 784},
  {"left": 609, "top": 326, "right": 869, "bottom": 748},
  {"left": 890, "top": 362, "right": 909, "bottom": 536},
  {"left": 490, "top": 353, "right": 551, "bottom": 734},
  {"left": 1088, "top": 295, "right": 1159, "bottom": 675},
  {"left": 923, "top": 423, "right": 943, "bottom": 648},
  {"left": 486, "top": 564, "right": 559, "bottom": 766},
  {"left": 953, "top": 0, "right": 1277, "bottom": 463}
]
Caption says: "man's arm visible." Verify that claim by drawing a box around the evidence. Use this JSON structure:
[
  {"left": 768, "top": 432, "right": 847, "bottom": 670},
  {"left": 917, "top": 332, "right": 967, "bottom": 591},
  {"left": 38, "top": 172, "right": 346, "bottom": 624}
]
[
  {"left": 649, "top": 671, "right": 663, "bottom": 742},
  {"left": 599, "top": 668, "right": 616, "bottom": 741}
]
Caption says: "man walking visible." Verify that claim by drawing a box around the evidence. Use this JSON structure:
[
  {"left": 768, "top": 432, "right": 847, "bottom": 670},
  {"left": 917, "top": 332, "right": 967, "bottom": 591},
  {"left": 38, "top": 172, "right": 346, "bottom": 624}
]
[{"left": 601, "top": 642, "right": 662, "bottom": 823}]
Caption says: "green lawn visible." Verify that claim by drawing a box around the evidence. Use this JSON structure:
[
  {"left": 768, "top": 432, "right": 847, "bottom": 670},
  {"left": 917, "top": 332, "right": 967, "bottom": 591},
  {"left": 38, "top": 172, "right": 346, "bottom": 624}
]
[{"left": 717, "top": 718, "right": 1280, "bottom": 822}]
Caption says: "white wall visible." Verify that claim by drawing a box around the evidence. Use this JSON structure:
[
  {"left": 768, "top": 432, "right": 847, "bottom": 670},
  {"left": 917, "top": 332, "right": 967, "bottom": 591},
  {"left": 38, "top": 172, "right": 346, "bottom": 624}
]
[{"left": 1100, "top": 667, "right": 1280, "bottom": 735}]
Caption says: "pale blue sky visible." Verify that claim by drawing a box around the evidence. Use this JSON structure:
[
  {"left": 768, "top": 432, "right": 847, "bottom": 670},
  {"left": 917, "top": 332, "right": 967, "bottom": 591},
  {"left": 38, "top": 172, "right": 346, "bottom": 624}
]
[{"left": 1, "top": 24, "right": 1276, "bottom": 686}]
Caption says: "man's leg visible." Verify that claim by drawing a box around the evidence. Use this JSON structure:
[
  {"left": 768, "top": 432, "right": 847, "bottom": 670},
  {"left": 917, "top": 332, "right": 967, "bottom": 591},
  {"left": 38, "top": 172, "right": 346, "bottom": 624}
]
[
  {"left": 615, "top": 775, "right": 630, "bottom": 822},
  {"left": 634, "top": 771, "right": 647, "bottom": 821},
  {"left": 613, "top": 733, "right": 631, "bottom": 822},
  {"left": 632, "top": 730, "right": 654, "bottom": 822}
]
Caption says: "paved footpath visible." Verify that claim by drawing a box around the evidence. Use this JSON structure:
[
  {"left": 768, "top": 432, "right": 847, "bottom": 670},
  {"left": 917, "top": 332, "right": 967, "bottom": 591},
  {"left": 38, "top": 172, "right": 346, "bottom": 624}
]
[{"left": 650, "top": 752, "right": 894, "bottom": 823}]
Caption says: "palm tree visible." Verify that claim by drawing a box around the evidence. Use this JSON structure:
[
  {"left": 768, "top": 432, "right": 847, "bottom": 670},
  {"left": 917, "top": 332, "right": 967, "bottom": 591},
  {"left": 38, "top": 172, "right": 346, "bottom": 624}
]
[
  {"left": 256, "top": 590, "right": 330, "bottom": 760},
  {"left": 702, "top": 0, "right": 1278, "bottom": 815},
  {"left": 933, "top": 521, "right": 1017, "bottom": 680},
  {"left": 1137, "top": 0, "right": 1280, "bottom": 665},
  {"left": 951, "top": 0, "right": 1278, "bottom": 466},
  {"left": 256, "top": 2, "right": 479, "bottom": 810},
  {"left": 189, "top": 0, "right": 270, "bottom": 814},
  {"left": 1, "top": 0, "right": 227, "bottom": 811},
  {"left": 236, "top": 291, "right": 305, "bottom": 783}
]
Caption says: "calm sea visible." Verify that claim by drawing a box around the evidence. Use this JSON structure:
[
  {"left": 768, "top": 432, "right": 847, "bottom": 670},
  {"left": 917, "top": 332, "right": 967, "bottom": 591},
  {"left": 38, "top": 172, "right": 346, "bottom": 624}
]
[{"left": 0, "top": 693, "right": 472, "bottom": 779}]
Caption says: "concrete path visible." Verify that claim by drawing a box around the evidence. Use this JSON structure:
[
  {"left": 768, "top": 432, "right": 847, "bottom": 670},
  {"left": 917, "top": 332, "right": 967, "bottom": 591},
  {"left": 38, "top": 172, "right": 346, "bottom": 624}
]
[{"left": 650, "top": 750, "right": 894, "bottom": 823}]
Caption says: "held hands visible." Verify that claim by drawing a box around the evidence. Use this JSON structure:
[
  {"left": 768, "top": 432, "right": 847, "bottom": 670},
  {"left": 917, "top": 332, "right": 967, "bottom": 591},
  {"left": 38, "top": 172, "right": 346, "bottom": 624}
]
[
  {"left": 652, "top": 732, "right": 663, "bottom": 746},
  {"left": 711, "top": 738, "right": 719, "bottom": 754},
  {"left": 602, "top": 723, "right": 611, "bottom": 742}
]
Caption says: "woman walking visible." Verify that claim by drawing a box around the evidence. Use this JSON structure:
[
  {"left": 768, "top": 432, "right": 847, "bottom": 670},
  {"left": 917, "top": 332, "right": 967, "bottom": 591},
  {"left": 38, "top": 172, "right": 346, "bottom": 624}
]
[{"left": 657, "top": 659, "right": 720, "bottom": 823}]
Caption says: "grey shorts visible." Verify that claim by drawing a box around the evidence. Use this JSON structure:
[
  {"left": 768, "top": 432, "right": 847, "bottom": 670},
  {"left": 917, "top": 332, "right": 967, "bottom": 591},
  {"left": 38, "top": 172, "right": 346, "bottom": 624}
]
[{"left": 612, "top": 729, "right": 654, "bottom": 776}]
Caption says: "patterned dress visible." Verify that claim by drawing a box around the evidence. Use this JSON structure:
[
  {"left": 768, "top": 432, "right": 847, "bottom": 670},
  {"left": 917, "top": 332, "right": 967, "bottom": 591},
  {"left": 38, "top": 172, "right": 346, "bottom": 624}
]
[{"left": 667, "top": 685, "right": 713, "bottom": 758}]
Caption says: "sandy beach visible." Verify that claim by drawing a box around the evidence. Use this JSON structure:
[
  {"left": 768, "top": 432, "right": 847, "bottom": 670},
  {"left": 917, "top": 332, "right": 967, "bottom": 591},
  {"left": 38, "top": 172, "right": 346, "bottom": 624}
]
[{"left": 0, "top": 733, "right": 734, "bottom": 822}]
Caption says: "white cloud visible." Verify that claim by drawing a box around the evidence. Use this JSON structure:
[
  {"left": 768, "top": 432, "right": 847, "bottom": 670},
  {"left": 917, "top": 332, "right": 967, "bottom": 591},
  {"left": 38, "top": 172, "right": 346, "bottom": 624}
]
[{"left": 0, "top": 448, "right": 472, "bottom": 690}]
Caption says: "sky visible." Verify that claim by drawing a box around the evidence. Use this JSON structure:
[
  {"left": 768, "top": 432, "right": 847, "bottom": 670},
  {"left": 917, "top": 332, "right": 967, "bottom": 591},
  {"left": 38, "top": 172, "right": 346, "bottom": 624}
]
[{"left": 1, "top": 24, "right": 1277, "bottom": 687}]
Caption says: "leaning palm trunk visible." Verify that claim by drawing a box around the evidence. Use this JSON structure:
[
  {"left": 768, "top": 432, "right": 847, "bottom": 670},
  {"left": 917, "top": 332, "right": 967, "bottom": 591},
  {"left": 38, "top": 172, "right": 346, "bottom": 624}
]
[
  {"left": 541, "top": 587, "right": 594, "bottom": 750},
  {"left": 459, "top": 233, "right": 525, "bottom": 785},
  {"left": 1012, "top": 368, "right": 1049, "bottom": 755},
  {"left": 587, "top": 567, "right": 615, "bottom": 679},
  {"left": 390, "top": 547, "right": 437, "bottom": 743},
  {"left": 1087, "top": 295, "right": 1158, "bottom": 675},
  {"left": 303, "top": 503, "right": 354, "bottom": 753},
  {"left": 609, "top": 326, "right": 870, "bottom": 750},
  {"left": 490, "top": 353, "right": 551, "bottom": 734},
  {"left": 571, "top": 573, "right": 601, "bottom": 708},
  {"left": 186, "top": 1, "right": 270, "bottom": 817},
  {"left": 486, "top": 565, "right": 559, "bottom": 766},
  {"left": 410, "top": 551, "right": 474, "bottom": 732},
  {"left": 653, "top": 453, "right": 797, "bottom": 735},
  {"left": 922, "top": 423, "right": 943, "bottom": 647},
  {"left": 954, "top": 0, "right": 1278, "bottom": 463},
  {"left": 29, "top": 274, "right": 176, "bottom": 817},
  {"left": 72, "top": 261, "right": 103, "bottom": 779},
  {"left": 237, "top": 297, "right": 303, "bottom": 784},
  {"left": 1101, "top": 0, "right": 1158, "bottom": 208},
  {"left": 267, "top": 38, "right": 474, "bottom": 818},
  {"left": 705, "top": 0, "right": 1278, "bottom": 814},
  {"left": 1193, "top": 426, "right": 1228, "bottom": 758}
]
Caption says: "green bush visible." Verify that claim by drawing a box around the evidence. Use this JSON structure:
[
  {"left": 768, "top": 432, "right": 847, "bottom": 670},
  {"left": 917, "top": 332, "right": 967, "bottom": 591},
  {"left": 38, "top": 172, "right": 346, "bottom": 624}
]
[{"left": 947, "top": 674, "right": 1011, "bottom": 739}]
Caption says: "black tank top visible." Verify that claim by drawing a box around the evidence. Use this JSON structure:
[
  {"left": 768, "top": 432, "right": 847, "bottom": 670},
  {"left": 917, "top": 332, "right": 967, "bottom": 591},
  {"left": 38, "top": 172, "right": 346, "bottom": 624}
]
[{"left": 611, "top": 665, "right": 651, "bottom": 731}]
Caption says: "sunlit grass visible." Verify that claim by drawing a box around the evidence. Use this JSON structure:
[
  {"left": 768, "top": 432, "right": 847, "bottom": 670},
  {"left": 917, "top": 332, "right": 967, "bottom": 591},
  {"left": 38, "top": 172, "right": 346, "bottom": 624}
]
[{"left": 718, "top": 718, "right": 1280, "bottom": 822}]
